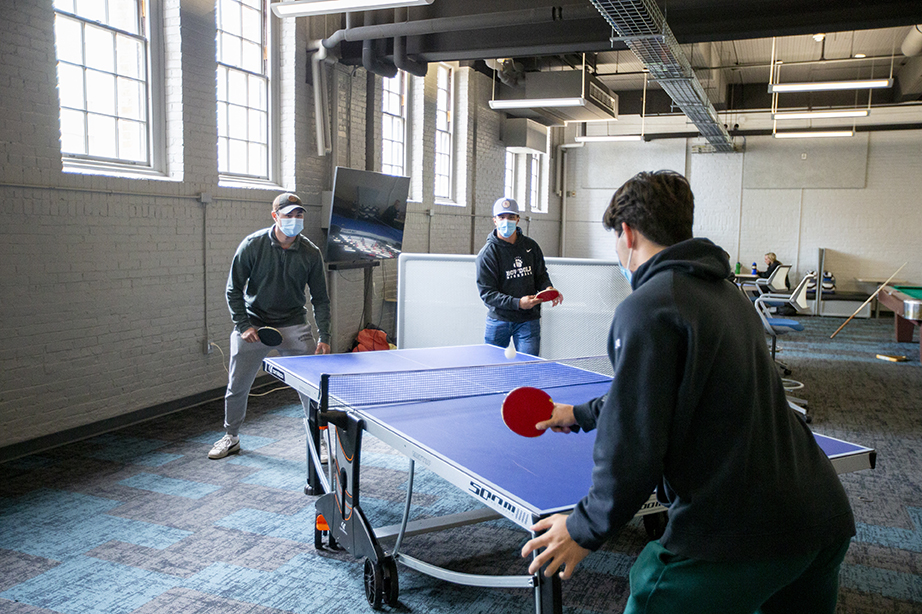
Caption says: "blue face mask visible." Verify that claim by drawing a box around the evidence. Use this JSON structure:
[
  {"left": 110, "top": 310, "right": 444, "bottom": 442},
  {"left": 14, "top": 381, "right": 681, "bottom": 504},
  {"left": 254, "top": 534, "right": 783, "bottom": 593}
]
[
  {"left": 618, "top": 235, "right": 633, "bottom": 285},
  {"left": 278, "top": 217, "right": 304, "bottom": 237},
  {"left": 497, "top": 219, "right": 517, "bottom": 238}
]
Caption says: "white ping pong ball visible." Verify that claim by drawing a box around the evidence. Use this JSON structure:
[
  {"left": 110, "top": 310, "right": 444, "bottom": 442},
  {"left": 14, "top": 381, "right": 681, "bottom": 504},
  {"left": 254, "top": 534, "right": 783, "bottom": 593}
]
[{"left": 505, "top": 342, "right": 516, "bottom": 359}]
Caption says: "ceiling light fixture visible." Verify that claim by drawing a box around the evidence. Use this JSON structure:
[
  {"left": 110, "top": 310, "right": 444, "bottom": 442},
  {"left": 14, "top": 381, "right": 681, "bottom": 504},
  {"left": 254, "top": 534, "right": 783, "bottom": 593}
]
[
  {"left": 574, "top": 134, "right": 643, "bottom": 143},
  {"left": 768, "top": 79, "right": 892, "bottom": 93},
  {"left": 772, "top": 109, "right": 869, "bottom": 120},
  {"left": 773, "top": 130, "right": 855, "bottom": 139},
  {"left": 488, "top": 98, "right": 587, "bottom": 110},
  {"left": 270, "top": 0, "right": 432, "bottom": 18}
]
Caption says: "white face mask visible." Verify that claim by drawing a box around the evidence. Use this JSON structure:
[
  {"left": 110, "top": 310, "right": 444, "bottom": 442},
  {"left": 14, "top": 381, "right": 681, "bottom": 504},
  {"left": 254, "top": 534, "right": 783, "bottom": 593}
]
[
  {"left": 497, "top": 219, "right": 517, "bottom": 238},
  {"left": 278, "top": 217, "right": 304, "bottom": 237}
]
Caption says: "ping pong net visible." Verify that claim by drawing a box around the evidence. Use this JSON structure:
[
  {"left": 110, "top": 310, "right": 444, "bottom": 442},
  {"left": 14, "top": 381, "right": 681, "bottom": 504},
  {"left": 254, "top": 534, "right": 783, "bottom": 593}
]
[{"left": 321, "top": 357, "right": 614, "bottom": 410}]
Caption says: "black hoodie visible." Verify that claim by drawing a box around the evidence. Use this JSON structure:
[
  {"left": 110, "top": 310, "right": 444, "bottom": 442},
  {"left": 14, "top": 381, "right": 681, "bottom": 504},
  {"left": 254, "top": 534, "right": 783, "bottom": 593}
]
[
  {"left": 475, "top": 228, "right": 553, "bottom": 323},
  {"left": 566, "top": 238, "right": 855, "bottom": 561}
]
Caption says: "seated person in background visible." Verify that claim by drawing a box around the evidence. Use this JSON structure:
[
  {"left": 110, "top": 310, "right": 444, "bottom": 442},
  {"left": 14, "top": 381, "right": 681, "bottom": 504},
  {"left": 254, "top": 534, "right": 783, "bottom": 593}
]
[{"left": 759, "top": 252, "right": 790, "bottom": 290}]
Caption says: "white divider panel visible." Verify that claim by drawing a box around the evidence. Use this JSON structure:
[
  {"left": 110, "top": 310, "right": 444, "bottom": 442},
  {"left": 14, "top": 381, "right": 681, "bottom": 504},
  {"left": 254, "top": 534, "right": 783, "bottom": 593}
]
[{"left": 397, "top": 253, "right": 630, "bottom": 359}]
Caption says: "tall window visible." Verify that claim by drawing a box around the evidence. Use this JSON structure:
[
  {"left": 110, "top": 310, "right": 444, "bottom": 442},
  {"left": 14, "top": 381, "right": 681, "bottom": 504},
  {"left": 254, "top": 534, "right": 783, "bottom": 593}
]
[
  {"left": 434, "top": 64, "right": 453, "bottom": 199},
  {"left": 504, "top": 151, "right": 515, "bottom": 198},
  {"left": 216, "top": 0, "right": 268, "bottom": 179},
  {"left": 53, "top": 0, "right": 150, "bottom": 164},
  {"left": 382, "top": 72, "right": 406, "bottom": 177}
]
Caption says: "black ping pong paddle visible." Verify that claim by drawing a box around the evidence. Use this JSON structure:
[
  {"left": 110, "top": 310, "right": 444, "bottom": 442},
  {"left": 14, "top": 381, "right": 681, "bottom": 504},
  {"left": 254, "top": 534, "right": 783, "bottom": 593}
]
[
  {"left": 536, "top": 288, "right": 560, "bottom": 302},
  {"left": 502, "top": 387, "right": 555, "bottom": 438},
  {"left": 257, "top": 326, "right": 283, "bottom": 347}
]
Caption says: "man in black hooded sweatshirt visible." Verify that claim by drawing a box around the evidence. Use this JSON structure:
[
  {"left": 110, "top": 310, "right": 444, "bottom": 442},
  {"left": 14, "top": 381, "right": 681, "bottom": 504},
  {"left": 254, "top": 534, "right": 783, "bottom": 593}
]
[{"left": 522, "top": 170, "right": 854, "bottom": 614}]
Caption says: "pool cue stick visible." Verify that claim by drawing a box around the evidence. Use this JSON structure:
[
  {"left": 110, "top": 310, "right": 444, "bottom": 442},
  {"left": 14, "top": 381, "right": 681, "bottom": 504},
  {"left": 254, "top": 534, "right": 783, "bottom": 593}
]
[{"left": 830, "top": 262, "right": 907, "bottom": 339}]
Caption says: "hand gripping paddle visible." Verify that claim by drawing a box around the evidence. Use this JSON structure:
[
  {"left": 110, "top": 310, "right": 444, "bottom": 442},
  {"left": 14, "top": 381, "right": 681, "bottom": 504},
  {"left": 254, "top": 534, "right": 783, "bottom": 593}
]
[
  {"left": 502, "top": 387, "right": 554, "bottom": 438},
  {"left": 535, "top": 288, "right": 560, "bottom": 302},
  {"left": 257, "top": 326, "right": 283, "bottom": 347}
]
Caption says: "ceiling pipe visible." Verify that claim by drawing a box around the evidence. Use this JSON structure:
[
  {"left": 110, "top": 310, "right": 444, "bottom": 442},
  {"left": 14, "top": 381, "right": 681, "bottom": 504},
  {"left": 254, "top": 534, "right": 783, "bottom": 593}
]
[
  {"left": 321, "top": 5, "right": 600, "bottom": 49},
  {"left": 310, "top": 42, "right": 333, "bottom": 156},
  {"left": 393, "top": 8, "right": 427, "bottom": 77},
  {"left": 361, "top": 12, "right": 397, "bottom": 78},
  {"left": 902, "top": 25, "right": 922, "bottom": 57}
]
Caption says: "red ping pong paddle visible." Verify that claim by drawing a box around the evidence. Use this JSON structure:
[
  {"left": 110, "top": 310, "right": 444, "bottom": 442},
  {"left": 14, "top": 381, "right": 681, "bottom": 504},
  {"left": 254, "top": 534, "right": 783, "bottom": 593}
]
[
  {"left": 502, "top": 387, "right": 554, "bottom": 438},
  {"left": 536, "top": 288, "right": 560, "bottom": 302},
  {"left": 257, "top": 326, "right": 283, "bottom": 347}
]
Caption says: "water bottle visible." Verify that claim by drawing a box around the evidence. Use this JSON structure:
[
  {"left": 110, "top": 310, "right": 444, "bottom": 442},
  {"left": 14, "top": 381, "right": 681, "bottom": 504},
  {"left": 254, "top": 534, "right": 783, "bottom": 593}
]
[
  {"left": 735, "top": 262, "right": 741, "bottom": 275},
  {"left": 751, "top": 262, "right": 758, "bottom": 275}
]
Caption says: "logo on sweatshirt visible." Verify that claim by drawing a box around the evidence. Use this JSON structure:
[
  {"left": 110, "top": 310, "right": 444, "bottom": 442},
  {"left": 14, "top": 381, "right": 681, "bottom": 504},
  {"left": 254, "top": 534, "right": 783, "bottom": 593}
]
[{"left": 506, "top": 256, "right": 532, "bottom": 280}]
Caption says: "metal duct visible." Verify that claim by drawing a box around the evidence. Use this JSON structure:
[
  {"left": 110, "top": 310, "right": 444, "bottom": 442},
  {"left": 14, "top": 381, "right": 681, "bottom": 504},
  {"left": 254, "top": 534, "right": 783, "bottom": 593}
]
[
  {"left": 902, "top": 25, "right": 922, "bottom": 57},
  {"left": 590, "top": 0, "right": 735, "bottom": 152}
]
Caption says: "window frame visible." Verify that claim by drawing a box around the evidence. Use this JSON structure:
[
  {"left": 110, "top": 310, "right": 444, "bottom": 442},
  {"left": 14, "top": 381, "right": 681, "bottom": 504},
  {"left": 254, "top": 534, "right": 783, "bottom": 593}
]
[
  {"left": 216, "top": 0, "right": 275, "bottom": 184},
  {"left": 54, "top": 0, "right": 167, "bottom": 177},
  {"left": 381, "top": 71, "right": 407, "bottom": 177},
  {"left": 433, "top": 63, "right": 454, "bottom": 201}
]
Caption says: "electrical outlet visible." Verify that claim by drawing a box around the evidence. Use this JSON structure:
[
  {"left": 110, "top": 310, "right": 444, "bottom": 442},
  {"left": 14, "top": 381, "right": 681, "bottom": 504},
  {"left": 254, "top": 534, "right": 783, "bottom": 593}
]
[{"left": 203, "top": 339, "right": 213, "bottom": 355}]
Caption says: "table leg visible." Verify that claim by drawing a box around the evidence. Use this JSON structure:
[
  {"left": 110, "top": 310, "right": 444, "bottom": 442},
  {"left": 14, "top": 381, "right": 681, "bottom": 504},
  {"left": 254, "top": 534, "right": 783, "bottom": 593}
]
[{"left": 894, "top": 314, "right": 915, "bottom": 343}]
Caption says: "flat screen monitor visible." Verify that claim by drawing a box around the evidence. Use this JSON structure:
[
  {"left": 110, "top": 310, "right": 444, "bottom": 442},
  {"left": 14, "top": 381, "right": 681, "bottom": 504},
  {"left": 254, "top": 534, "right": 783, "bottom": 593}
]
[{"left": 325, "top": 167, "right": 410, "bottom": 264}]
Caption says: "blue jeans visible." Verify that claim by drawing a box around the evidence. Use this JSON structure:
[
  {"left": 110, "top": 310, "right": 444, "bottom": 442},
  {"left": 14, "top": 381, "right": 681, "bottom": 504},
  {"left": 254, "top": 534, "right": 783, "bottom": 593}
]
[{"left": 484, "top": 318, "right": 541, "bottom": 356}]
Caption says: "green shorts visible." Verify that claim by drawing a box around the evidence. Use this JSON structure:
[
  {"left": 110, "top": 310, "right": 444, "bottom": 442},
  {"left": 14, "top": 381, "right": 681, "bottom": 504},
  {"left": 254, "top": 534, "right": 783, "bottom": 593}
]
[{"left": 624, "top": 537, "right": 851, "bottom": 614}]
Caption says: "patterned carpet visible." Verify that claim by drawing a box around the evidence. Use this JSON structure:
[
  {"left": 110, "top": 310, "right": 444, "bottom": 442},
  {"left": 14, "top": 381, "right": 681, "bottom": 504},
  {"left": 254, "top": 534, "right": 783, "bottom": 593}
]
[{"left": 1, "top": 315, "right": 920, "bottom": 613}]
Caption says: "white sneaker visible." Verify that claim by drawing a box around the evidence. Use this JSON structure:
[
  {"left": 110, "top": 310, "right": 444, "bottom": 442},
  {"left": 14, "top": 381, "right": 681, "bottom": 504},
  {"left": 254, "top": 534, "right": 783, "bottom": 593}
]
[{"left": 208, "top": 434, "right": 240, "bottom": 459}]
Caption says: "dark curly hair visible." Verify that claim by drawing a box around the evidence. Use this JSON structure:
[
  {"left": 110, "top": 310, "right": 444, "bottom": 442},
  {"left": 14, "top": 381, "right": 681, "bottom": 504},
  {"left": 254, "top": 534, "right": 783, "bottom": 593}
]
[{"left": 602, "top": 170, "right": 694, "bottom": 246}]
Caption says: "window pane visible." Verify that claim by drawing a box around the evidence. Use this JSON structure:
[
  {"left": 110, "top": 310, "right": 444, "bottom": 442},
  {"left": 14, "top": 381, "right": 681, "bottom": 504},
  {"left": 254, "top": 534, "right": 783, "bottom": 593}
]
[
  {"left": 248, "top": 142, "right": 266, "bottom": 176},
  {"left": 85, "top": 69, "right": 116, "bottom": 115},
  {"left": 242, "top": 40, "right": 261, "bottom": 73},
  {"left": 54, "top": 0, "right": 76, "bottom": 13},
  {"left": 248, "top": 108, "right": 265, "bottom": 142},
  {"left": 218, "top": 137, "right": 228, "bottom": 171},
  {"left": 87, "top": 113, "right": 117, "bottom": 157},
  {"left": 116, "top": 36, "right": 143, "bottom": 78},
  {"left": 60, "top": 108, "right": 86, "bottom": 154},
  {"left": 217, "top": 102, "right": 227, "bottom": 133},
  {"left": 118, "top": 118, "right": 146, "bottom": 162},
  {"left": 75, "top": 0, "right": 105, "bottom": 24},
  {"left": 228, "top": 138, "right": 247, "bottom": 174},
  {"left": 241, "top": 5, "right": 261, "bottom": 42},
  {"left": 248, "top": 74, "right": 266, "bottom": 110},
  {"left": 216, "top": 66, "right": 228, "bottom": 101},
  {"left": 228, "top": 68, "right": 247, "bottom": 104},
  {"left": 109, "top": 0, "right": 139, "bottom": 34},
  {"left": 117, "top": 76, "right": 144, "bottom": 120},
  {"left": 54, "top": 16, "right": 84, "bottom": 64},
  {"left": 221, "top": 32, "right": 241, "bottom": 66},
  {"left": 84, "top": 25, "right": 115, "bottom": 72},
  {"left": 220, "top": 0, "right": 241, "bottom": 35},
  {"left": 228, "top": 105, "right": 247, "bottom": 139},
  {"left": 57, "top": 63, "right": 85, "bottom": 109}
]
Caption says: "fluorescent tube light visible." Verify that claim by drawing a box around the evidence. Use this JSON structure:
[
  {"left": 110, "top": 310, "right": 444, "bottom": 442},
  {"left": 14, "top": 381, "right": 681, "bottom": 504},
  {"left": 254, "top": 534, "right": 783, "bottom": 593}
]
[
  {"left": 271, "top": 0, "right": 432, "bottom": 18},
  {"left": 772, "top": 109, "right": 869, "bottom": 120},
  {"left": 768, "top": 79, "right": 892, "bottom": 93},
  {"left": 773, "top": 130, "right": 854, "bottom": 139},
  {"left": 488, "top": 98, "right": 587, "bottom": 110},
  {"left": 574, "top": 134, "right": 643, "bottom": 142}
]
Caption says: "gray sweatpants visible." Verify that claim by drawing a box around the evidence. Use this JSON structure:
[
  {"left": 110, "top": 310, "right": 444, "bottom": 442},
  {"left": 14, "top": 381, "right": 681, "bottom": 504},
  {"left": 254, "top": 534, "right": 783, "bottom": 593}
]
[{"left": 223, "top": 323, "right": 316, "bottom": 436}]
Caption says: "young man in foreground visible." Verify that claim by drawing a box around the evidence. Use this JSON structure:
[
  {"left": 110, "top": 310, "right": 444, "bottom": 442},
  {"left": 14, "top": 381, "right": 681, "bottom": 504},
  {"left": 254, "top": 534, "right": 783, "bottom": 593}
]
[{"left": 523, "top": 170, "right": 854, "bottom": 613}]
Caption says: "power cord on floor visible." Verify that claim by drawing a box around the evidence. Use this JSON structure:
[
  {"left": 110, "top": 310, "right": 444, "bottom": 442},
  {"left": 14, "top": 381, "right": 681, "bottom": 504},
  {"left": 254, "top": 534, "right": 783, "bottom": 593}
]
[{"left": 208, "top": 341, "right": 291, "bottom": 398}]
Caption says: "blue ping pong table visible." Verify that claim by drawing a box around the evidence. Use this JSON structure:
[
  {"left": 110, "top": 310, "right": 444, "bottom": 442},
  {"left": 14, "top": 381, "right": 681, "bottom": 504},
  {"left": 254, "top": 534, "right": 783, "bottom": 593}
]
[{"left": 263, "top": 344, "right": 876, "bottom": 613}]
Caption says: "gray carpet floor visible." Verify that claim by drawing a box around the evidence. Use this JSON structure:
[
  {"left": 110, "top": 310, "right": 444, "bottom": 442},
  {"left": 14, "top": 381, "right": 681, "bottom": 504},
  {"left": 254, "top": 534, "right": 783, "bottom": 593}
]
[{"left": 1, "top": 315, "right": 920, "bottom": 613}]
